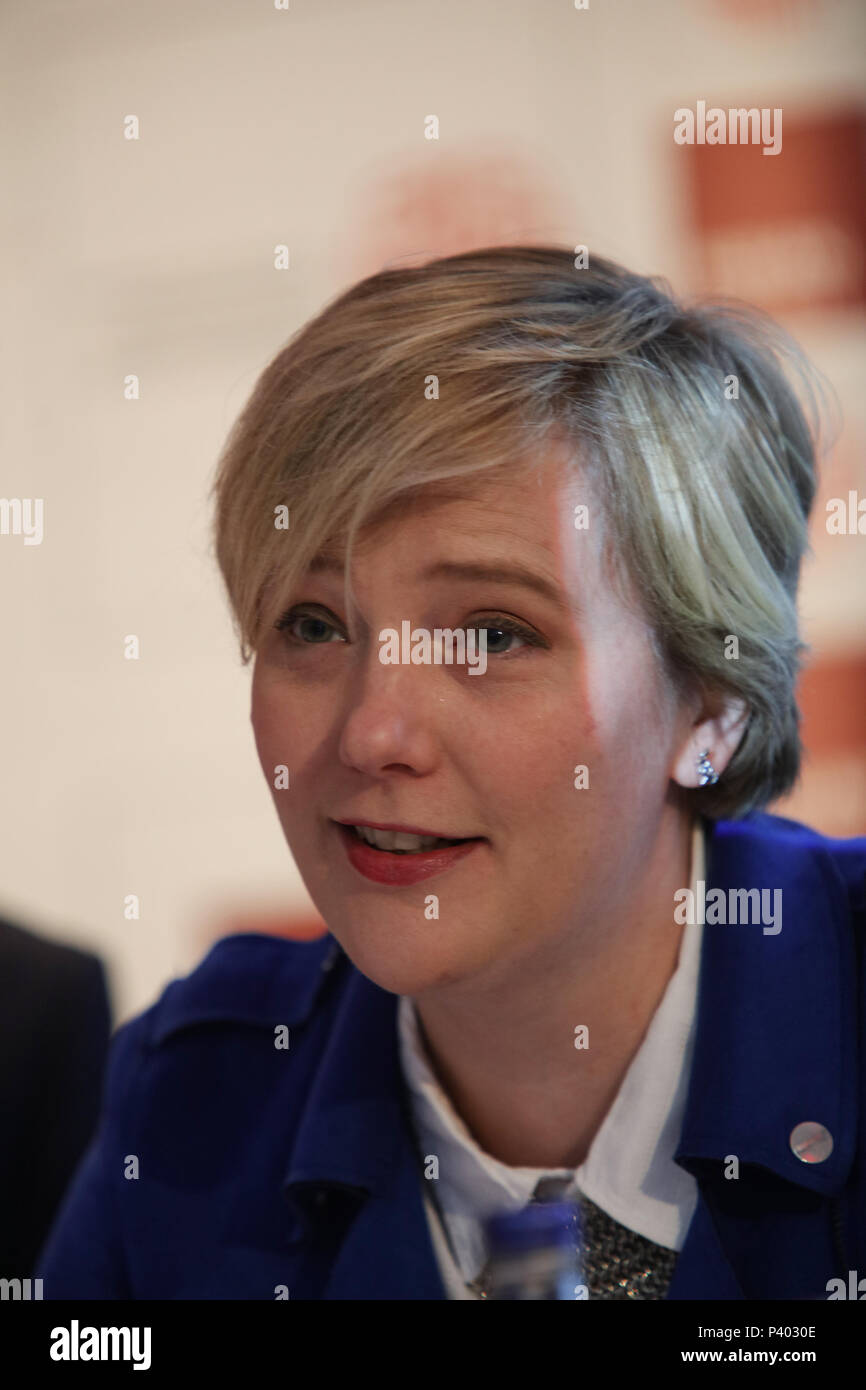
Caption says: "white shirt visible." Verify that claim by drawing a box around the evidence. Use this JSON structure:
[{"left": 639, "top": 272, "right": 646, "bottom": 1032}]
[{"left": 396, "top": 821, "right": 705, "bottom": 1298}]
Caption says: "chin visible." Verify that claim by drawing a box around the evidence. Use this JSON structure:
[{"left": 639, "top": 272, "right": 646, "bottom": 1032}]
[{"left": 326, "top": 914, "right": 485, "bottom": 998}]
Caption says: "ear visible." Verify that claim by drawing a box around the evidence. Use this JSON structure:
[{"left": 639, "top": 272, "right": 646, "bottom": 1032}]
[{"left": 670, "top": 693, "right": 749, "bottom": 789}]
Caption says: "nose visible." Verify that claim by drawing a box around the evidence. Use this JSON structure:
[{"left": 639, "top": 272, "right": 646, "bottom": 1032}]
[{"left": 337, "top": 648, "right": 442, "bottom": 779}]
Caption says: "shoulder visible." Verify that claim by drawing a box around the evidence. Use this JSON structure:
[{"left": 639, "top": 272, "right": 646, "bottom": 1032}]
[
  {"left": 105, "top": 930, "right": 348, "bottom": 1093},
  {"left": 146, "top": 930, "right": 345, "bottom": 1044},
  {"left": 707, "top": 810, "right": 866, "bottom": 907},
  {"left": 0, "top": 916, "right": 107, "bottom": 990},
  {"left": 0, "top": 919, "right": 110, "bottom": 1040},
  {"left": 708, "top": 808, "right": 866, "bottom": 860}
]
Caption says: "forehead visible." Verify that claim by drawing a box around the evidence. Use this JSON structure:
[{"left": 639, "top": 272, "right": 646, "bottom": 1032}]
[
  {"left": 319, "top": 452, "right": 602, "bottom": 583},
  {"left": 292, "top": 454, "right": 647, "bottom": 656}
]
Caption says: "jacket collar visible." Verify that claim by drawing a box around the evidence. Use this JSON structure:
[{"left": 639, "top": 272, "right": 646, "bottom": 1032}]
[{"left": 282, "top": 813, "right": 860, "bottom": 1293}]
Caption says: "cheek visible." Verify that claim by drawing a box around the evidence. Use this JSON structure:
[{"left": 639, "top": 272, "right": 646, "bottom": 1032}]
[
  {"left": 457, "top": 689, "right": 600, "bottom": 827},
  {"left": 250, "top": 674, "right": 307, "bottom": 788},
  {"left": 574, "top": 640, "right": 675, "bottom": 786},
  {"left": 250, "top": 676, "right": 279, "bottom": 772},
  {"left": 251, "top": 672, "right": 335, "bottom": 802}
]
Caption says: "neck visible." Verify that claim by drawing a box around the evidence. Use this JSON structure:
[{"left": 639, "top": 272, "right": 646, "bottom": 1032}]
[{"left": 411, "top": 809, "right": 695, "bottom": 1170}]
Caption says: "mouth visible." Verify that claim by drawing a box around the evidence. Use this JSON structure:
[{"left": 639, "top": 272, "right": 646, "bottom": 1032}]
[
  {"left": 331, "top": 819, "right": 487, "bottom": 885},
  {"left": 334, "top": 820, "right": 479, "bottom": 854}
]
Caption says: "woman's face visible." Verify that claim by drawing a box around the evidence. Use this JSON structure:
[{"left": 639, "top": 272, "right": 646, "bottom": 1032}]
[{"left": 250, "top": 454, "right": 695, "bottom": 996}]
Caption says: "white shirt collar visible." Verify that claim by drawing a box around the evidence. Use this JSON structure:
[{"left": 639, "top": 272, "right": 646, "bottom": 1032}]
[{"left": 397, "top": 820, "right": 705, "bottom": 1284}]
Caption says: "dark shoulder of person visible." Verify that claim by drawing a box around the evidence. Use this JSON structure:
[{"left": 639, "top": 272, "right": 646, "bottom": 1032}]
[{"left": 0, "top": 915, "right": 112, "bottom": 1276}]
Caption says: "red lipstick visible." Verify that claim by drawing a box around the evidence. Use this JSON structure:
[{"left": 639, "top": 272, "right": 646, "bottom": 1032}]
[{"left": 334, "top": 822, "right": 485, "bottom": 886}]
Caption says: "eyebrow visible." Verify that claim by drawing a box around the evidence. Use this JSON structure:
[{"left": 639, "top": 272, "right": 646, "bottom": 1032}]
[{"left": 308, "top": 554, "right": 572, "bottom": 614}]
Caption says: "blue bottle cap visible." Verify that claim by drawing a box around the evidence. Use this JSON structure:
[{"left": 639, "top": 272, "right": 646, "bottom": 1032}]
[{"left": 486, "top": 1200, "right": 580, "bottom": 1254}]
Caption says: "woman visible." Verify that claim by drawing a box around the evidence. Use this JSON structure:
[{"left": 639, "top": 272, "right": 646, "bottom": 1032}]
[{"left": 37, "top": 246, "right": 866, "bottom": 1299}]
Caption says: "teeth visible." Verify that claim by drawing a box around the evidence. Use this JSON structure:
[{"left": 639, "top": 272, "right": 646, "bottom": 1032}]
[{"left": 353, "top": 825, "right": 455, "bottom": 853}]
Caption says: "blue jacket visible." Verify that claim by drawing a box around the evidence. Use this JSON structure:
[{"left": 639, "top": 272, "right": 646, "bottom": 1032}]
[{"left": 37, "top": 812, "right": 866, "bottom": 1299}]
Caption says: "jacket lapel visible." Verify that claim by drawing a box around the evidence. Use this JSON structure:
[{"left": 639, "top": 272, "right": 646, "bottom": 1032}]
[{"left": 283, "top": 965, "right": 446, "bottom": 1298}]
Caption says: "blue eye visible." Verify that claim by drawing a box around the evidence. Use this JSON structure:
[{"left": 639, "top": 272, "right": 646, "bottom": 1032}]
[
  {"left": 469, "top": 622, "right": 528, "bottom": 654},
  {"left": 274, "top": 608, "right": 345, "bottom": 645},
  {"left": 273, "top": 609, "right": 544, "bottom": 656}
]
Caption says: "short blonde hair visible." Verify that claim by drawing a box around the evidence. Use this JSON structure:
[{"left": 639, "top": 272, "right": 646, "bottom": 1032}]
[{"left": 211, "top": 245, "right": 825, "bottom": 819}]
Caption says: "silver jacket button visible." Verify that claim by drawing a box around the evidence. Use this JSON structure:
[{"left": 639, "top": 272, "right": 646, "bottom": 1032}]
[{"left": 789, "top": 1121, "right": 834, "bottom": 1163}]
